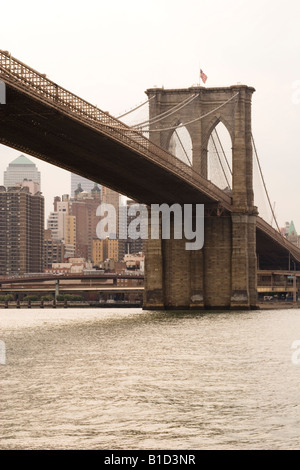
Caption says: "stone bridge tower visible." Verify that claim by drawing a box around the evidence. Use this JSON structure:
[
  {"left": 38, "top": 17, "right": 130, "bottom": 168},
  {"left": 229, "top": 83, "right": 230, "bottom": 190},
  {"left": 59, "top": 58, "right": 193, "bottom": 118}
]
[{"left": 143, "top": 85, "right": 258, "bottom": 310}]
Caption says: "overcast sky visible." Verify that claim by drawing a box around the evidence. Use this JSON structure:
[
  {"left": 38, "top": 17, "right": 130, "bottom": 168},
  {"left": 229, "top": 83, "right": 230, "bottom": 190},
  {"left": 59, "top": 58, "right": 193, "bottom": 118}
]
[{"left": 0, "top": 0, "right": 299, "bottom": 229}]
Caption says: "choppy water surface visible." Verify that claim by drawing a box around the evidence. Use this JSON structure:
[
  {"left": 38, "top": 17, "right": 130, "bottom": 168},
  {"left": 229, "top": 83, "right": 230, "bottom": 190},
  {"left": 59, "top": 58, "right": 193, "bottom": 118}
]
[{"left": 1, "top": 307, "right": 300, "bottom": 450}]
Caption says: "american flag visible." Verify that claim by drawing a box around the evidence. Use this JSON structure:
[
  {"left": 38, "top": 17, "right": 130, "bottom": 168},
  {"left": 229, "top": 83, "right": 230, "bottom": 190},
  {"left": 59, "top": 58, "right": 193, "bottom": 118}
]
[{"left": 200, "top": 69, "right": 207, "bottom": 84}]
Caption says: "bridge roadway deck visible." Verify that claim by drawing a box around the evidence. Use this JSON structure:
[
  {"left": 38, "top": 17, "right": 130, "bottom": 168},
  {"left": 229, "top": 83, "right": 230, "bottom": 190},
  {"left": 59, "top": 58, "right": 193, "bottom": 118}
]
[
  {"left": 1, "top": 50, "right": 300, "bottom": 267},
  {"left": 256, "top": 217, "right": 300, "bottom": 267}
]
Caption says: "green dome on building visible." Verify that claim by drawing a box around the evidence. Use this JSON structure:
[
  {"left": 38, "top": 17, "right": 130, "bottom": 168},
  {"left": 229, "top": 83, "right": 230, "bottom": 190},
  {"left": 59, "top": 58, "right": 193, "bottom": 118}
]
[
  {"left": 75, "top": 183, "right": 84, "bottom": 195},
  {"left": 91, "top": 183, "right": 101, "bottom": 193}
]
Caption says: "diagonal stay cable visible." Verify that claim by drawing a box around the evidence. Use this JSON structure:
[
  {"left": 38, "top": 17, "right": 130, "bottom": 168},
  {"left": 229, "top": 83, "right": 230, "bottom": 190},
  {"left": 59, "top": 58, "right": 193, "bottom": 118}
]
[{"left": 116, "top": 96, "right": 155, "bottom": 119}]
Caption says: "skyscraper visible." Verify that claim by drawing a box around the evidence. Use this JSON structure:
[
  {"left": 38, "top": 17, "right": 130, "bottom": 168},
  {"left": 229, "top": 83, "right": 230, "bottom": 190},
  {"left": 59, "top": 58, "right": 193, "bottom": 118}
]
[
  {"left": 47, "top": 212, "right": 59, "bottom": 239},
  {"left": 4, "top": 154, "right": 41, "bottom": 189},
  {"left": 102, "top": 186, "right": 121, "bottom": 239},
  {"left": 118, "top": 199, "right": 145, "bottom": 259},
  {"left": 70, "top": 185, "right": 101, "bottom": 261},
  {"left": 0, "top": 186, "right": 44, "bottom": 275},
  {"left": 43, "top": 229, "right": 64, "bottom": 269},
  {"left": 92, "top": 238, "right": 119, "bottom": 265},
  {"left": 47, "top": 195, "right": 77, "bottom": 260}
]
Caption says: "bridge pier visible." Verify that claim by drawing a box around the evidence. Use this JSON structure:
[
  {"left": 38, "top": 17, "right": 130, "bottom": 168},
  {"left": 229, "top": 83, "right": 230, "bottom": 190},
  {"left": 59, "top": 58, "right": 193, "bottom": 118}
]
[
  {"left": 203, "top": 215, "right": 232, "bottom": 308},
  {"left": 230, "top": 213, "right": 257, "bottom": 309},
  {"left": 189, "top": 247, "right": 204, "bottom": 308},
  {"left": 144, "top": 211, "right": 257, "bottom": 310},
  {"left": 143, "top": 214, "right": 164, "bottom": 309}
]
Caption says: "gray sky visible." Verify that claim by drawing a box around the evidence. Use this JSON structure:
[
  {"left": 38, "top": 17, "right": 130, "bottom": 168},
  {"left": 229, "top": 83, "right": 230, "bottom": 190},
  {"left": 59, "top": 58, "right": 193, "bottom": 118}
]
[{"left": 0, "top": 0, "right": 299, "bottom": 229}]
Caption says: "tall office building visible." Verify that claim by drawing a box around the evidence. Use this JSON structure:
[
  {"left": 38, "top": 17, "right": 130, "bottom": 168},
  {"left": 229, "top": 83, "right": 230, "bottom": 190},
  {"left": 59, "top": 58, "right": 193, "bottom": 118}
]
[
  {"left": 92, "top": 238, "right": 119, "bottom": 265},
  {"left": 102, "top": 186, "right": 121, "bottom": 238},
  {"left": 70, "top": 184, "right": 101, "bottom": 261},
  {"left": 102, "top": 186, "right": 120, "bottom": 210},
  {"left": 118, "top": 199, "right": 145, "bottom": 259},
  {"left": 4, "top": 154, "right": 41, "bottom": 189},
  {"left": 47, "top": 212, "right": 59, "bottom": 239},
  {"left": 47, "top": 195, "right": 77, "bottom": 260},
  {"left": 0, "top": 186, "right": 44, "bottom": 275},
  {"left": 43, "top": 229, "right": 64, "bottom": 269}
]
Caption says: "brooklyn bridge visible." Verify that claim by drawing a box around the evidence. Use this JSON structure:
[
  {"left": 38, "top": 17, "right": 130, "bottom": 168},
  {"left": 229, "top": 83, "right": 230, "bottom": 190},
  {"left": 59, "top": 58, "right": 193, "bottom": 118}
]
[{"left": 0, "top": 50, "right": 299, "bottom": 310}]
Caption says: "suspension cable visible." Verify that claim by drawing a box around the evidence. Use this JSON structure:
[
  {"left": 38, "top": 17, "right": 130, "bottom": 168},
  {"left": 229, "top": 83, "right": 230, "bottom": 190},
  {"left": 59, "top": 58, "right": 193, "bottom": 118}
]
[
  {"left": 251, "top": 134, "right": 281, "bottom": 234},
  {"left": 141, "top": 92, "right": 240, "bottom": 132},
  {"left": 116, "top": 96, "right": 155, "bottom": 119},
  {"left": 134, "top": 94, "right": 199, "bottom": 128}
]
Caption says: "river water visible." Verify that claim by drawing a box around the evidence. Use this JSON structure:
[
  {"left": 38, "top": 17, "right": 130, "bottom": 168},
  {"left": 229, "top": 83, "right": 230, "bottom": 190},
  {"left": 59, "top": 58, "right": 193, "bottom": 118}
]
[{"left": 1, "top": 307, "right": 300, "bottom": 450}]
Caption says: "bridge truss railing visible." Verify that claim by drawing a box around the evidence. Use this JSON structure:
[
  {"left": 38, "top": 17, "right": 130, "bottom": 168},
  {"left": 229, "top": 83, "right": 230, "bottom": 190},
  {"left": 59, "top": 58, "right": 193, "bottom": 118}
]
[{"left": 0, "top": 50, "right": 232, "bottom": 208}]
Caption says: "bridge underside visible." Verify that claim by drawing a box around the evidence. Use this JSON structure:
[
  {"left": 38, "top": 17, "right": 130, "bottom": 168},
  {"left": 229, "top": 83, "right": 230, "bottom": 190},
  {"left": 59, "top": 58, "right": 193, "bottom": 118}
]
[
  {"left": 256, "top": 228, "right": 300, "bottom": 271},
  {"left": 0, "top": 84, "right": 220, "bottom": 207}
]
